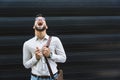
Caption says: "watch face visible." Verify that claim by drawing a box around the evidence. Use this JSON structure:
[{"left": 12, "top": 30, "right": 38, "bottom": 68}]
[{"left": 50, "top": 52, "right": 52, "bottom": 58}]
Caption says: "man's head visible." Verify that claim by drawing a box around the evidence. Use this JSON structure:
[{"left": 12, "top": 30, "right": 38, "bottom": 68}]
[{"left": 33, "top": 13, "right": 48, "bottom": 31}]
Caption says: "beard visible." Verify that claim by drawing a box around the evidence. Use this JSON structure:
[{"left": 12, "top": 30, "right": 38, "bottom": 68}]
[{"left": 35, "top": 22, "right": 46, "bottom": 31}]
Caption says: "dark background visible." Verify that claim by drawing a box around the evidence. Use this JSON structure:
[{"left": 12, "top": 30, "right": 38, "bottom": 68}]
[{"left": 0, "top": 0, "right": 120, "bottom": 80}]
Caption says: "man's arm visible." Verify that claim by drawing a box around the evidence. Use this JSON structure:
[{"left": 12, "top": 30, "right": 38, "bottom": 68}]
[
  {"left": 50, "top": 37, "right": 67, "bottom": 63},
  {"left": 23, "top": 42, "right": 38, "bottom": 69}
]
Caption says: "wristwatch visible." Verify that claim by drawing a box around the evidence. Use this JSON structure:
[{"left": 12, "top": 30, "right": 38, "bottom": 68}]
[{"left": 48, "top": 52, "right": 52, "bottom": 58}]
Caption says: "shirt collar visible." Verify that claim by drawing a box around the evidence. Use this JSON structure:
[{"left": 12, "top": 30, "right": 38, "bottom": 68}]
[{"left": 35, "top": 34, "right": 49, "bottom": 41}]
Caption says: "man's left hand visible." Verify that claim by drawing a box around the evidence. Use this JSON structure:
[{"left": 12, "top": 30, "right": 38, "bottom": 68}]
[{"left": 42, "top": 46, "right": 50, "bottom": 57}]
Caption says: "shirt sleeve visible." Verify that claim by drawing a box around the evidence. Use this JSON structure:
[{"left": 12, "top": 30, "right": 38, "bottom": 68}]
[
  {"left": 23, "top": 42, "right": 38, "bottom": 69},
  {"left": 50, "top": 37, "right": 67, "bottom": 63}
]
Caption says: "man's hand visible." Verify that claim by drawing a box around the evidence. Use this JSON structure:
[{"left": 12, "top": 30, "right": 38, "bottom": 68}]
[
  {"left": 42, "top": 46, "right": 50, "bottom": 58},
  {"left": 35, "top": 47, "right": 42, "bottom": 60}
]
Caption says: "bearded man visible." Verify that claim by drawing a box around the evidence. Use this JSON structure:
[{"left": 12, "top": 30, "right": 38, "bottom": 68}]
[{"left": 23, "top": 14, "right": 67, "bottom": 80}]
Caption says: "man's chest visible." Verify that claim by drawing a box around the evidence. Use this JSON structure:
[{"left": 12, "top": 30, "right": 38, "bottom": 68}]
[{"left": 28, "top": 40, "right": 56, "bottom": 55}]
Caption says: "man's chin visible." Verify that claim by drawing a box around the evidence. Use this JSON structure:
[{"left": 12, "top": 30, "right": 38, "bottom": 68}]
[{"left": 35, "top": 26, "right": 46, "bottom": 31}]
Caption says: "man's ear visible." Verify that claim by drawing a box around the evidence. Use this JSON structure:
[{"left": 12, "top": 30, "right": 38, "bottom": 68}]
[
  {"left": 44, "top": 21, "right": 48, "bottom": 29},
  {"left": 33, "top": 21, "right": 37, "bottom": 29},
  {"left": 33, "top": 26, "right": 35, "bottom": 29},
  {"left": 46, "top": 25, "right": 48, "bottom": 29}
]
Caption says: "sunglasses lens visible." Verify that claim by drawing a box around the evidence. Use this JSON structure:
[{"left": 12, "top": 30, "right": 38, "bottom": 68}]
[{"left": 35, "top": 17, "right": 45, "bottom": 21}]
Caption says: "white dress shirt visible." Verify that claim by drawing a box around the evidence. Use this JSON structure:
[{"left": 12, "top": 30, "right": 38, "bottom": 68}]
[{"left": 23, "top": 34, "right": 66, "bottom": 76}]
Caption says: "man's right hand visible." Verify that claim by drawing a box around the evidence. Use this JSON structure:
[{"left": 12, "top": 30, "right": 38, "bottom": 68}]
[{"left": 35, "top": 47, "right": 42, "bottom": 60}]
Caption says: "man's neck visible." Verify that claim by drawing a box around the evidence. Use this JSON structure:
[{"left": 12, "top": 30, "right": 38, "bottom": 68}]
[{"left": 35, "top": 30, "right": 46, "bottom": 40}]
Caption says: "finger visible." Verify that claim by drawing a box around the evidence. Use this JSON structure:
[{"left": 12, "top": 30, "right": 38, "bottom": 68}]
[
  {"left": 36, "top": 47, "right": 39, "bottom": 50},
  {"left": 43, "top": 47, "right": 47, "bottom": 50},
  {"left": 43, "top": 50, "right": 47, "bottom": 54},
  {"left": 36, "top": 47, "right": 41, "bottom": 51},
  {"left": 42, "top": 46, "right": 46, "bottom": 50},
  {"left": 36, "top": 51, "right": 42, "bottom": 56},
  {"left": 37, "top": 52, "right": 42, "bottom": 56}
]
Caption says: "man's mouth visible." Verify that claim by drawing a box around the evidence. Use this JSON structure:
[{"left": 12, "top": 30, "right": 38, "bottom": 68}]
[{"left": 38, "top": 22, "right": 43, "bottom": 26}]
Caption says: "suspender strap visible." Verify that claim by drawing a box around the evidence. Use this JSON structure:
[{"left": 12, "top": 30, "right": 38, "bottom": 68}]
[
  {"left": 46, "top": 36, "right": 52, "bottom": 48},
  {"left": 44, "top": 36, "right": 55, "bottom": 79}
]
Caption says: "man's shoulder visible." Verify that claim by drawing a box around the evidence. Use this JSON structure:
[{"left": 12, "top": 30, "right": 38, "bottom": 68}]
[
  {"left": 23, "top": 36, "right": 36, "bottom": 44},
  {"left": 51, "top": 36, "right": 58, "bottom": 39},
  {"left": 51, "top": 36, "right": 60, "bottom": 41}
]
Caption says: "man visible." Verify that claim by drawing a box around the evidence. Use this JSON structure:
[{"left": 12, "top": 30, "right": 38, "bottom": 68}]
[{"left": 23, "top": 14, "right": 67, "bottom": 80}]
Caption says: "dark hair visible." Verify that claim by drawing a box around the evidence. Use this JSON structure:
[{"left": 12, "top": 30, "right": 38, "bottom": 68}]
[{"left": 36, "top": 13, "right": 43, "bottom": 17}]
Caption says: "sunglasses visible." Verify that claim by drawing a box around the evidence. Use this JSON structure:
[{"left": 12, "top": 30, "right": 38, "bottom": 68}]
[{"left": 35, "top": 17, "right": 45, "bottom": 21}]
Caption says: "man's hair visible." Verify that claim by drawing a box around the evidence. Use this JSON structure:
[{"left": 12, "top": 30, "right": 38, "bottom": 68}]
[{"left": 36, "top": 13, "right": 43, "bottom": 17}]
